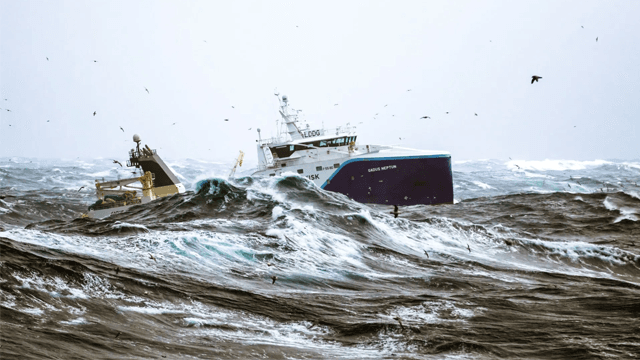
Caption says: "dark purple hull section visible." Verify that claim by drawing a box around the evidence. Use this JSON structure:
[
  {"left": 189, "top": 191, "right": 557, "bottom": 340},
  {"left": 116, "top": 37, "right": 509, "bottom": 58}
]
[{"left": 322, "top": 155, "right": 453, "bottom": 206}]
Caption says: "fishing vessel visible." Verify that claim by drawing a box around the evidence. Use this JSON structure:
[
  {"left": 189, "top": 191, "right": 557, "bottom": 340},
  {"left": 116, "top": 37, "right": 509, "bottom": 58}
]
[
  {"left": 85, "top": 134, "right": 185, "bottom": 219},
  {"left": 253, "top": 94, "right": 454, "bottom": 206}
]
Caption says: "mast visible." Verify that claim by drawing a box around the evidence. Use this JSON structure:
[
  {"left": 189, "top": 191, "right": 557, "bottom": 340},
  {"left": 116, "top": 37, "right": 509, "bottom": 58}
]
[{"left": 276, "top": 94, "right": 305, "bottom": 140}]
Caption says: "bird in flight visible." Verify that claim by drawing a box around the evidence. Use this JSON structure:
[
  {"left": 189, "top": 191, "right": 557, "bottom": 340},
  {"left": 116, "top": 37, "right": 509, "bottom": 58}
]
[
  {"left": 115, "top": 332, "right": 122, "bottom": 339},
  {"left": 145, "top": 87, "right": 149, "bottom": 94},
  {"left": 596, "top": 37, "right": 598, "bottom": 42},
  {"left": 384, "top": 104, "right": 388, "bottom": 107},
  {"left": 113, "top": 160, "right": 123, "bottom": 167},
  {"left": 47, "top": 120, "right": 50, "bottom": 122},
  {"left": 93, "top": 60, "right": 97, "bottom": 63},
  {"left": 515, "top": 164, "right": 521, "bottom": 169},
  {"left": 172, "top": 123, "right": 176, "bottom": 125},
  {"left": 334, "top": 103, "right": 339, "bottom": 106},
  {"left": 420, "top": 116, "right": 430, "bottom": 119},
  {"left": 248, "top": 127, "right": 252, "bottom": 130},
  {"left": 6, "top": 109, "right": 11, "bottom": 112},
  {"left": 231, "top": 106, "right": 234, "bottom": 108},
  {"left": 149, "top": 254, "right": 157, "bottom": 262},
  {"left": 46, "top": 57, "right": 49, "bottom": 61},
  {"left": 407, "top": 89, "right": 411, "bottom": 92},
  {"left": 531, "top": 75, "right": 542, "bottom": 84},
  {"left": 445, "top": 112, "right": 449, "bottom": 114},
  {"left": 467, "top": 244, "right": 471, "bottom": 253},
  {"left": 423, "top": 250, "right": 429, "bottom": 258},
  {"left": 120, "top": 126, "right": 124, "bottom": 132},
  {"left": 93, "top": 111, "right": 97, "bottom": 116},
  {"left": 474, "top": 113, "right": 478, "bottom": 116},
  {"left": 224, "top": 119, "right": 229, "bottom": 121},
  {"left": 271, "top": 275, "right": 278, "bottom": 284},
  {"left": 77, "top": 186, "right": 85, "bottom": 192}
]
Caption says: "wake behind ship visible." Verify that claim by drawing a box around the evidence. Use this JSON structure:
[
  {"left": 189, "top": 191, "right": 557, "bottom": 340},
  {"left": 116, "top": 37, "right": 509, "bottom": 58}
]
[{"left": 252, "top": 94, "right": 454, "bottom": 206}]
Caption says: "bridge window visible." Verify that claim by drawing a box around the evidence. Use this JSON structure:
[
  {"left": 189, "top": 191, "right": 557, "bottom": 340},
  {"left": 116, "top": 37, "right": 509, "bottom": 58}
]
[
  {"left": 281, "top": 163, "right": 286, "bottom": 167},
  {"left": 297, "top": 169, "right": 304, "bottom": 174},
  {"left": 316, "top": 166, "right": 322, "bottom": 171},
  {"left": 334, "top": 163, "right": 340, "bottom": 168}
]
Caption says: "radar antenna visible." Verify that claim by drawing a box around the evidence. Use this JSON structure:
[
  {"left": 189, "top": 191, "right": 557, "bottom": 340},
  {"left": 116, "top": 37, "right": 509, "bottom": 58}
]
[{"left": 228, "top": 150, "right": 245, "bottom": 179}]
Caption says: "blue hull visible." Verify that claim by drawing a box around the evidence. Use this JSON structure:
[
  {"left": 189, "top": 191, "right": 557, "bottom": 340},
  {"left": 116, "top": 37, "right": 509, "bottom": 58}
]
[{"left": 322, "top": 155, "right": 453, "bottom": 206}]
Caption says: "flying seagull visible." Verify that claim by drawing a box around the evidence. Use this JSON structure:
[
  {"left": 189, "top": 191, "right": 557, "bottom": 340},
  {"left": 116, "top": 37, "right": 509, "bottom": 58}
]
[
  {"left": 531, "top": 75, "right": 542, "bottom": 84},
  {"left": 445, "top": 112, "right": 449, "bottom": 114},
  {"left": 113, "top": 160, "right": 123, "bottom": 167},
  {"left": 47, "top": 120, "right": 50, "bottom": 122},
  {"left": 149, "top": 254, "right": 157, "bottom": 262},
  {"left": 581, "top": 25, "right": 584, "bottom": 28},
  {"left": 271, "top": 275, "right": 278, "bottom": 284},
  {"left": 467, "top": 244, "right": 471, "bottom": 253},
  {"left": 248, "top": 127, "right": 252, "bottom": 130},
  {"left": 224, "top": 119, "right": 229, "bottom": 121},
  {"left": 46, "top": 57, "right": 49, "bottom": 61},
  {"left": 515, "top": 164, "right": 521, "bottom": 169},
  {"left": 231, "top": 106, "right": 234, "bottom": 108},
  {"left": 145, "top": 87, "right": 149, "bottom": 94},
  {"left": 596, "top": 37, "right": 598, "bottom": 42},
  {"left": 77, "top": 186, "right": 85, "bottom": 192},
  {"left": 407, "top": 89, "right": 411, "bottom": 91},
  {"left": 474, "top": 113, "right": 478, "bottom": 116},
  {"left": 93, "top": 60, "right": 97, "bottom": 63},
  {"left": 423, "top": 250, "right": 429, "bottom": 258},
  {"left": 384, "top": 104, "right": 388, "bottom": 107},
  {"left": 115, "top": 332, "right": 122, "bottom": 339},
  {"left": 420, "top": 116, "right": 431, "bottom": 119},
  {"left": 334, "top": 103, "right": 339, "bottom": 106},
  {"left": 393, "top": 316, "right": 405, "bottom": 331},
  {"left": 119, "top": 126, "right": 124, "bottom": 132},
  {"left": 93, "top": 111, "right": 96, "bottom": 116},
  {"left": 172, "top": 123, "right": 176, "bottom": 125}
]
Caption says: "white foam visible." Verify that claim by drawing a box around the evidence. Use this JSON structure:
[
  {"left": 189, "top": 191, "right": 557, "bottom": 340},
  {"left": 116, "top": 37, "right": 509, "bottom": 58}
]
[{"left": 472, "top": 181, "right": 494, "bottom": 190}]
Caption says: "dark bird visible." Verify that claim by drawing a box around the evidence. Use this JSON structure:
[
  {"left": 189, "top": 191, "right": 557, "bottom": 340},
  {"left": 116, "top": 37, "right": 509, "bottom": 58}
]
[
  {"left": 224, "top": 119, "right": 229, "bottom": 121},
  {"left": 445, "top": 112, "right": 449, "bottom": 114},
  {"left": 509, "top": 157, "right": 512, "bottom": 160},
  {"left": 172, "top": 123, "right": 176, "bottom": 125},
  {"left": 149, "top": 254, "right": 157, "bottom": 262},
  {"left": 467, "top": 244, "right": 471, "bottom": 253},
  {"left": 115, "top": 267, "right": 120, "bottom": 275},
  {"left": 420, "top": 116, "right": 430, "bottom": 119},
  {"left": 112, "top": 160, "right": 123, "bottom": 167},
  {"left": 248, "top": 127, "right": 252, "bottom": 130},
  {"left": 424, "top": 250, "right": 429, "bottom": 258},
  {"left": 581, "top": 25, "right": 584, "bottom": 28},
  {"left": 93, "top": 60, "right": 97, "bottom": 63},
  {"left": 334, "top": 104, "right": 339, "bottom": 106},
  {"left": 271, "top": 275, "right": 277, "bottom": 284},
  {"left": 119, "top": 126, "right": 124, "bottom": 132},
  {"left": 47, "top": 120, "right": 50, "bottom": 122},
  {"left": 515, "top": 164, "right": 521, "bottom": 169},
  {"left": 577, "top": 181, "right": 582, "bottom": 185},
  {"left": 6, "top": 109, "right": 11, "bottom": 112},
  {"left": 531, "top": 75, "right": 542, "bottom": 84},
  {"left": 568, "top": 184, "right": 571, "bottom": 188},
  {"left": 504, "top": 240, "right": 513, "bottom": 246},
  {"left": 77, "top": 186, "right": 85, "bottom": 192},
  {"left": 145, "top": 87, "right": 149, "bottom": 94},
  {"left": 384, "top": 104, "right": 388, "bottom": 107},
  {"left": 115, "top": 332, "right": 122, "bottom": 339},
  {"left": 391, "top": 205, "right": 400, "bottom": 218},
  {"left": 407, "top": 89, "right": 411, "bottom": 91},
  {"left": 596, "top": 37, "right": 598, "bottom": 42},
  {"left": 231, "top": 106, "right": 234, "bottom": 108},
  {"left": 93, "top": 111, "right": 96, "bottom": 116},
  {"left": 46, "top": 57, "right": 49, "bottom": 61},
  {"left": 393, "top": 316, "right": 405, "bottom": 331},
  {"left": 474, "top": 113, "right": 478, "bottom": 116}
]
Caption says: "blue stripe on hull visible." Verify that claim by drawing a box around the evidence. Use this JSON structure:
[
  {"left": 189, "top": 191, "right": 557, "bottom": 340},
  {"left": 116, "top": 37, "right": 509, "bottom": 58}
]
[{"left": 322, "top": 155, "right": 453, "bottom": 206}]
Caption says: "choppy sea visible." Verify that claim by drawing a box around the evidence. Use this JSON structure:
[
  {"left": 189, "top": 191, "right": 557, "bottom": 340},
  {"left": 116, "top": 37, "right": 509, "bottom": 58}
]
[{"left": 1, "top": 157, "right": 639, "bottom": 359}]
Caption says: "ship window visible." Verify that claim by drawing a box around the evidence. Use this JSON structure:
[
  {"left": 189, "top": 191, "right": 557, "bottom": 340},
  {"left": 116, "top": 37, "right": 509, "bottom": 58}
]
[
  {"left": 319, "top": 141, "right": 327, "bottom": 147},
  {"left": 297, "top": 169, "right": 304, "bottom": 174},
  {"left": 281, "top": 163, "right": 286, "bottom": 167},
  {"left": 316, "top": 166, "right": 322, "bottom": 171},
  {"left": 269, "top": 173, "right": 275, "bottom": 177},
  {"left": 336, "top": 137, "right": 345, "bottom": 144},
  {"left": 334, "top": 163, "right": 340, "bottom": 168},
  {"left": 290, "top": 145, "right": 295, "bottom": 151}
]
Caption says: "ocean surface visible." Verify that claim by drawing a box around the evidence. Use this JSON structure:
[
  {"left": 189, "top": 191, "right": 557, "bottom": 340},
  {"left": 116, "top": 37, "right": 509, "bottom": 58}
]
[{"left": 1, "top": 157, "right": 639, "bottom": 359}]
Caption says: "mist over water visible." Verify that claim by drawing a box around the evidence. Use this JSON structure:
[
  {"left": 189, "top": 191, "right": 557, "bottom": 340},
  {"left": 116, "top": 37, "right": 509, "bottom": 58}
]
[{"left": 1, "top": 157, "right": 639, "bottom": 359}]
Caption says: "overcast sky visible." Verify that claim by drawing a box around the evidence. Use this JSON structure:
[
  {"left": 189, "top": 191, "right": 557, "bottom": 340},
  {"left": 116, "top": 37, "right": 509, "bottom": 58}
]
[{"left": 1, "top": 0, "right": 638, "bottom": 164}]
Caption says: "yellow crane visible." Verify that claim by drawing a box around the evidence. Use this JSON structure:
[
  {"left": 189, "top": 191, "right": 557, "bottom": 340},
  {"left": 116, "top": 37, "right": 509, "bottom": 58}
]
[{"left": 229, "top": 150, "right": 244, "bottom": 179}]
